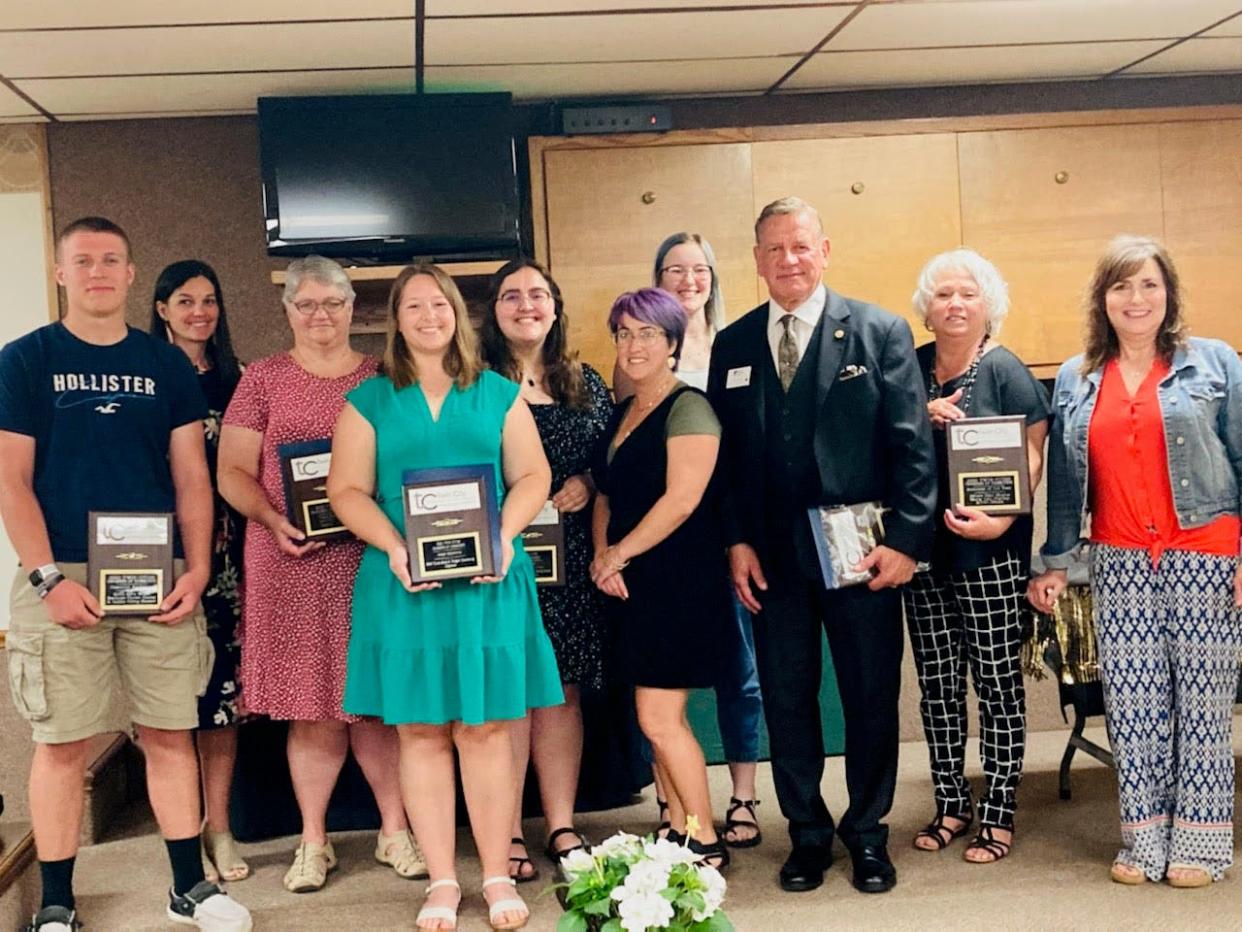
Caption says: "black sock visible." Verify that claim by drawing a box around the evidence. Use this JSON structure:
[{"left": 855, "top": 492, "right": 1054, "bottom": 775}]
[
  {"left": 165, "top": 835, "right": 206, "bottom": 895},
  {"left": 40, "top": 856, "right": 76, "bottom": 911}
]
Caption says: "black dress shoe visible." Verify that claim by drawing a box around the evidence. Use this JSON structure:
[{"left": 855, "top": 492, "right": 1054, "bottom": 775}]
[
  {"left": 779, "top": 845, "right": 833, "bottom": 892},
  {"left": 849, "top": 844, "right": 896, "bottom": 893}
]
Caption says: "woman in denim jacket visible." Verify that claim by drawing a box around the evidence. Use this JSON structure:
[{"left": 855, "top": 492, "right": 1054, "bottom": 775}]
[{"left": 1029, "top": 235, "right": 1242, "bottom": 889}]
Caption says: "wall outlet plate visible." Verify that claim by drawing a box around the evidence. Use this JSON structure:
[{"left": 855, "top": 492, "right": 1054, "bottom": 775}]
[{"left": 560, "top": 104, "right": 672, "bottom": 135}]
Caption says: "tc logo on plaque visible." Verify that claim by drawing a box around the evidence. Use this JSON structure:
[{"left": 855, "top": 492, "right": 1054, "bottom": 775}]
[
  {"left": 88, "top": 512, "right": 174, "bottom": 613},
  {"left": 402, "top": 464, "right": 502, "bottom": 584},
  {"left": 946, "top": 415, "right": 1031, "bottom": 514},
  {"left": 279, "top": 438, "right": 351, "bottom": 541}
]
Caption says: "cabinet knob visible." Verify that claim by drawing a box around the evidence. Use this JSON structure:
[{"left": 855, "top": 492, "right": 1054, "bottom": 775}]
[
  {"left": 850, "top": 182, "right": 865, "bottom": 195},
  {"left": 1054, "top": 171, "right": 1069, "bottom": 185},
  {"left": 641, "top": 191, "right": 656, "bottom": 205}
]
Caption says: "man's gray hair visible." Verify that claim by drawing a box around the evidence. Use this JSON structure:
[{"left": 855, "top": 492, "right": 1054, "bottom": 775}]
[
  {"left": 754, "top": 196, "right": 824, "bottom": 241},
  {"left": 281, "top": 255, "right": 356, "bottom": 305}
]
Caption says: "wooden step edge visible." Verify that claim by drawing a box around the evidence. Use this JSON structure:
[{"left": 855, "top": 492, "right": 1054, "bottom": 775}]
[{"left": 0, "top": 823, "right": 35, "bottom": 900}]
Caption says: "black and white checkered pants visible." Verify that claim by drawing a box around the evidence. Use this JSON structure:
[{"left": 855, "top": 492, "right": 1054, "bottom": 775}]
[{"left": 903, "top": 551, "right": 1027, "bottom": 829}]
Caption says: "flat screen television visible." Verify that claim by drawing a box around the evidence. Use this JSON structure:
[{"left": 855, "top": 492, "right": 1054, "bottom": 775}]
[{"left": 258, "top": 92, "right": 521, "bottom": 263}]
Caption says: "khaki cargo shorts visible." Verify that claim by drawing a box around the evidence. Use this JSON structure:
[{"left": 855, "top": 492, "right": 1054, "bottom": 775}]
[{"left": 6, "top": 562, "right": 214, "bottom": 744}]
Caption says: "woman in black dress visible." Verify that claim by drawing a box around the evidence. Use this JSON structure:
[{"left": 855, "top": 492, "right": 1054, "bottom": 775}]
[
  {"left": 591, "top": 287, "right": 732, "bottom": 870},
  {"left": 149, "top": 260, "right": 248, "bottom": 882},
  {"left": 481, "top": 259, "right": 612, "bottom": 880}
]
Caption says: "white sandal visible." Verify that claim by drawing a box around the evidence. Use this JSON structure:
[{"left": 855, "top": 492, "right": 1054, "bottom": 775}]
[
  {"left": 416, "top": 878, "right": 460, "bottom": 930},
  {"left": 482, "top": 875, "right": 529, "bottom": 930}
]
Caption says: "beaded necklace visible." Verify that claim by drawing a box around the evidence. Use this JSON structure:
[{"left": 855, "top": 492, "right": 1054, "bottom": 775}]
[{"left": 928, "top": 335, "right": 988, "bottom": 415}]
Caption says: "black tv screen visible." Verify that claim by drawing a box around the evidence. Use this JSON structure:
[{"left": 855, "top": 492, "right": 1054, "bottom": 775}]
[{"left": 258, "top": 92, "right": 520, "bottom": 262}]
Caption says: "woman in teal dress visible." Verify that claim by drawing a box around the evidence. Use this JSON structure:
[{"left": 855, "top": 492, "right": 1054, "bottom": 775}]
[{"left": 328, "top": 262, "right": 562, "bottom": 932}]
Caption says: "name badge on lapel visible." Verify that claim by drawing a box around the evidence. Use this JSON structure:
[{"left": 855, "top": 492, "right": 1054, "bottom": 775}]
[{"left": 726, "top": 366, "right": 752, "bottom": 389}]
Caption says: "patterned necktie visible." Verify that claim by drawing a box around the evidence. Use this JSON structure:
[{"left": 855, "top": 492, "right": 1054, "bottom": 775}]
[{"left": 778, "top": 314, "right": 800, "bottom": 392}]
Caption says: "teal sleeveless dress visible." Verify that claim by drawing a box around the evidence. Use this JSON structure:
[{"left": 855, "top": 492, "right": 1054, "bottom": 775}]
[{"left": 341, "top": 370, "right": 564, "bottom": 724}]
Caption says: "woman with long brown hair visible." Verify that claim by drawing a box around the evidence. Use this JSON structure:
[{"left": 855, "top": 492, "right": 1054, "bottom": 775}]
[
  {"left": 330, "top": 263, "right": 562, "bottom": 929},
  {"left": 480, "top": 259, "right": 612, "bottom": 881},
  {"left": 1030, "top": 235, "right": 1242, "bottom": 888}
]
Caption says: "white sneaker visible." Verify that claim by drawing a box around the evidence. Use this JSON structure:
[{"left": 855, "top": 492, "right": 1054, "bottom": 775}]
[{"left": 166, "top": 881, "right": 252, "bottom": 931}]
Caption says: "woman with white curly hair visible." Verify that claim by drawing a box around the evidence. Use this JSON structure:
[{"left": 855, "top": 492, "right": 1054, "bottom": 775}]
[{"left": 903, "top": 249, "right": 1050, "bottom": 864}]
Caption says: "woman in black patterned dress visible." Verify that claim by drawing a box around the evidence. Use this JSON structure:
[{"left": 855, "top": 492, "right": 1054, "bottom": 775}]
[
  {"left": 482, "top": 259, "right": 612, "bottom": 881},
  {"left": 150, "top": 260, "right": 248, "bottom": 882}
]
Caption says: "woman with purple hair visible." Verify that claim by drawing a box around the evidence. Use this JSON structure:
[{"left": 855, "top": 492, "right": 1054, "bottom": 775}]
[{"left": 589, "top": 287, "right": 734, "bottom": 871}]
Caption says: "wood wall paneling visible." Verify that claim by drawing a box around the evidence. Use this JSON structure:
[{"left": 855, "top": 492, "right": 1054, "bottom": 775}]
[
  {"left": 1158, "top": 119, "right": 1242, "bottom": 350},
  {"left": 751, "top": 134, "right": 962, "bottom": 333},
  {"left": 958, "top": 125, "right": 1166, "bottom": 367},
  {"left": 544, "top": 143, "right": 757, "bottom": 379}
]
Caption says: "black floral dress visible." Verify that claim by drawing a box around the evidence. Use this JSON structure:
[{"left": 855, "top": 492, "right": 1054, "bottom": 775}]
[
  {"left": 529, "top": 365, "right": 613, "bottom": 690},
  {"left": 198, "top": 366, "right": 245, "bottom": 729}
]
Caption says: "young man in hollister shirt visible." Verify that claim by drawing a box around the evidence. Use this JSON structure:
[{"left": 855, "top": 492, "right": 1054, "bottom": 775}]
[{"left": 0, "top": 217, "right": 251, "bottom": 932}]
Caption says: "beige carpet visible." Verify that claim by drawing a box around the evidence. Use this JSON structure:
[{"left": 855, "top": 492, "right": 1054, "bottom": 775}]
[{"left": 51, "top": 720, "right": 1241, "bottom": 931}]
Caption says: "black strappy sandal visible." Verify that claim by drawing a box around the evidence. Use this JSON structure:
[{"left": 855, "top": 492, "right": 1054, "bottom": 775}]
[
  {"left": 722, "top": 797, "right": 762, "bottom": 849},
  {"left": 913, "top": 809, "right": 973, "bottom": 851},
  {"left": 544, "top": 827, "right": 589, "bottom": 864},
  {"left": 964, "top": 825, "right": 1012, "bottom": 863},
  {"left": 686, "top": 835, "right": 731, "bottom": 873},
  {"left": 508, "top": 836, "right": 539, "bottom": 883},
  {"left": 655, "top": 798, "right": 671, "bottom": 839}
]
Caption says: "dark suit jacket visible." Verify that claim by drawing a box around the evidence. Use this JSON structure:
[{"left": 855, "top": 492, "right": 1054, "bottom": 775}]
[{"left": 707, "top": 287, "right": 937, "bottom": 565}]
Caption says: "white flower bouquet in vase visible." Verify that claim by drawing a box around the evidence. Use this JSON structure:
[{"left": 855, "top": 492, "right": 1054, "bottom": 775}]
[{"left": 553, "top": 817, "right": 734, "bottom": 932}]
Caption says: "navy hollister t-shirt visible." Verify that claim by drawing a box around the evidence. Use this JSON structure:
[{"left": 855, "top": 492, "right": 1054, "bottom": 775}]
[{"left": 0, "top": 322, "right": 206, "bottom": 562}]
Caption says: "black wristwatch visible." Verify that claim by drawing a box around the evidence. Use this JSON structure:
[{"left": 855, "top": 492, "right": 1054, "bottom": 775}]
[{"left": 29, "top": 563, "right": 64, "bottom": 599}]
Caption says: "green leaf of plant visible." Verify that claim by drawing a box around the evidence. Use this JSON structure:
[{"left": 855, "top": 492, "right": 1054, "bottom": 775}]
[
  {"left": 583, "top": 897, "right": 615, "bottom": 916},
  {"left": 601, "top": 919, "right": 624, "bottom": 932},
  {"left": 556, "top": 912, "right": 589, "bottom": 932}
]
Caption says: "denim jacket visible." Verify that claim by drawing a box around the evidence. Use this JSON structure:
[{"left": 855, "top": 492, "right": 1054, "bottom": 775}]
[{"left": 1042, "top": 336, "right": 1242, "bottom": 568}]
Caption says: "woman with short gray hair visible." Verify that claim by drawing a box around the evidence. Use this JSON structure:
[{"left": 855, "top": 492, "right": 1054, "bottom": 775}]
[
  {"left": 904, "top": 248, "right": 1050, "bottom": 864},
  {"left": 218, "top": 256, "right": 422, "bottom": 894}
]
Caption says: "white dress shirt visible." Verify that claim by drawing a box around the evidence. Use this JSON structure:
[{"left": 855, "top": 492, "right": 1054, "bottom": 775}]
[{"left": 766, "top": 285, "right": 826, "bottom": 374}]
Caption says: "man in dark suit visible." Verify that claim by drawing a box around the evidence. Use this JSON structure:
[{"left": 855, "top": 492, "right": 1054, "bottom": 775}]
[{"left": 707, "top": 196, "right": 936, "bottom": 894}]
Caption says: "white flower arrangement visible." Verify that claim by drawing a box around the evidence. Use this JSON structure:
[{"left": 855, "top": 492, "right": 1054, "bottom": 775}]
[{"left": 554, "top": 820, "right": 733, "bottom": 932}]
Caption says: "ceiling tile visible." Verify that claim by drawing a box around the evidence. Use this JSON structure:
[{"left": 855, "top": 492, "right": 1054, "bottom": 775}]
[
  {"left": 426, "top": 7, "right": 852, "bottom": 64},
  {"left": 0, "top": 21, "right": 413, "bottom": 78},
  {"left": 782, "top": 40, "right": 1167, "bottom": 90},
  {"left": 15, "top": 69, "right": 416, "bottom": 119},
  {"left": 0, "top": 1, "right": 412, "bottom": 29},
  {"left": 0, "top": 82, "right": 39, "bottom": 118},
  {"left": 426, "top": 1, "right": 849, "bottom": 13},
  {"left": 425, "top": 58, "right": 788, "bottom": 99},
  {"left": 1123, "top": 37, "right": 1242, "bottom": 74},
  {"left": 833, "top": 0, "right": 1242, "bottom": 49},
  {"left": 1201, "top": 13, "right": 1242, "bottom": 36}
]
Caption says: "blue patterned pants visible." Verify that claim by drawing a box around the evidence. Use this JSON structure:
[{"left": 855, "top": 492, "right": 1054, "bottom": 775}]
[{"left": 1092, "top": 545, "right": 1242, "bottom": 881}]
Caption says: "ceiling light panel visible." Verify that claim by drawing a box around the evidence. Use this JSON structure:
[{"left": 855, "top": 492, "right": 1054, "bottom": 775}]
[
  {"left": 424, "top": 58, "right": 788, "bottom": 99},
  {"left": 832, "top": 0, "right": 1242, "bottom": 49},
  {"left": 1123, "top": 37, "right": 1242, "bottom": 74},
  {"left": 426, "top": 1, "right": 851, "bottom": 13},
  {"left": 426, "top": 7, "right": 852, "bottom": 64},
  {"left": 782, "top": 40, "right": 1167, "bottom": 90},
  {"left": 17, "top": 68, "right": 416, "bottom": 120},
  {"left": 0, "top": 1, "right": 413, "bottom": 30},
  {"left": 0, "top": 21, "right": 414, "bottom": 78},
  {"left": 0, "top": 82, "right": 40, "bottom": 120}
]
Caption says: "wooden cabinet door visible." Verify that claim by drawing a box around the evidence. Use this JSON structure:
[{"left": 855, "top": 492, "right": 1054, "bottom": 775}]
[
  {"left": 1159, "top": 119, "right": 1242, "bottom": 351},
  {"left": 959, "top": 125, "right": 1165, "bottom": 367},
  {"left": 542, "top": 143, "right": 758, "bottom": 379},
  {"left": 751, "top": 133, "right": 962, "bottom": 335}
]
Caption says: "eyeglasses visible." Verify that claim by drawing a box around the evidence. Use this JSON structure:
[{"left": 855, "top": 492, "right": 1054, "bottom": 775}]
[
  {"left": 290, "top": 297, "right": 348, "bottom": 315},
  {"left": 613, "top": 327, "right": 667, "bottom": 345},
  {"left": 660, "top": 264, "right": 712, "bottom": 280},
  {"left": 498, "top": 289, "right": 553, "bottom": 309}
]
